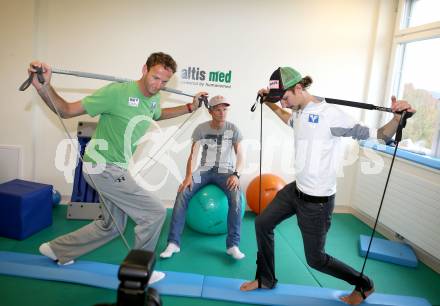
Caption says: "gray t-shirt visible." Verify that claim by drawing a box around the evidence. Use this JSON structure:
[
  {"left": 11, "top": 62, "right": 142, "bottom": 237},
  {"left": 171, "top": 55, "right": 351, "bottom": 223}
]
[{"left": 192, "top": 121, "right": 243, "bottom": 173}]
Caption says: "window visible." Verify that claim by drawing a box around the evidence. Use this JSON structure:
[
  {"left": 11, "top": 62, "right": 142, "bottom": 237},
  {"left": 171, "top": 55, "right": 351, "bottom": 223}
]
[
  {"left": 401, "top": 0, "right": 439, "bottom": 28},
  {"left": 389, "top": 0, "right": 440, "bottom": 157}
]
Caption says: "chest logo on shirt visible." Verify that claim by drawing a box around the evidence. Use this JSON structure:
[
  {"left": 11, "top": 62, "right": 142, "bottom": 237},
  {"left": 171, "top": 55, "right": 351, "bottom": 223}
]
[
  {"left": 308, "top": 114, "right": 319, "bottom": 123},
  {"left": 150, "top": 101, "right": 157, "bottom": 111},
  {"left": 128, "top": 97, "right": 140, "bottom": 107}
]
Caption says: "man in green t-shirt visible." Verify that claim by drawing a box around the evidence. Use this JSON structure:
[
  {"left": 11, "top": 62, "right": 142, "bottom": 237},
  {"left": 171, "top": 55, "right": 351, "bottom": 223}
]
[{"left": 28, "top": 52, "right": 207, "bottom": 284}]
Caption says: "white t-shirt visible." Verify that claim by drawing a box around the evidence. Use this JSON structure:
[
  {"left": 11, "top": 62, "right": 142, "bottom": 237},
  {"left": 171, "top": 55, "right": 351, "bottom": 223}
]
[{"left": 287, "top": 99, "right": 376, "bottom": 196}]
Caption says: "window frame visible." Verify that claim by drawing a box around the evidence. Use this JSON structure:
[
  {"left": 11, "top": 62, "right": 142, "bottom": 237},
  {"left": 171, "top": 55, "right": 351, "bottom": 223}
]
[{"left": 384, "top": 0, "right": 440, "bottom": 157}]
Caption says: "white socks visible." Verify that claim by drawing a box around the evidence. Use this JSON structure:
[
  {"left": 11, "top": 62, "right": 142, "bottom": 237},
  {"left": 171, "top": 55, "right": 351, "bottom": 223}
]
[
  {"left": 226, "top": 246, "right": 245, "bottom": 260},
  {"left": 160, "top": 243, "right": 244, "bottom": 260},
  {"left": 39, "top": 242, "right": 165, "bottom": 284},
  {"left": 160, "top": 243, "right": 180, "bottom": 259},
  {"left": 39, "top": 242, "right": 74, "bottom": 266},
  {"left": 149, "top": 271, "right": 165, "bottom": 284},
  {"left": 39, "top": 242, "right": 57, "bottom": 260}
]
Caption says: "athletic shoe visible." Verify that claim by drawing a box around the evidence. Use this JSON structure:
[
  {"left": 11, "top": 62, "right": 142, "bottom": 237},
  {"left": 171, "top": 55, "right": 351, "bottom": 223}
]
[
  {"left": 226, "top": 246, "right": 245, "bottom": 260},
  {"left": 159, "top": 243, "right": 180, "bottom": 259},
  {"left": 39, "top": 242, "right": 75, "bottom": 266}
]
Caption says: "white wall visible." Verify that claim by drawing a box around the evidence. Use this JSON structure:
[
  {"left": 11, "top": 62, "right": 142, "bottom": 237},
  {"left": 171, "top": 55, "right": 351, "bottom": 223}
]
[
  {"left": 0, "top": 0, "right": 396, "bottom": 202},
  {"left": 351, "top": 148, "right": 440, "bottom": 264},
  {"left": 0, "top": 0, "right": 36, "bottom": 181}
]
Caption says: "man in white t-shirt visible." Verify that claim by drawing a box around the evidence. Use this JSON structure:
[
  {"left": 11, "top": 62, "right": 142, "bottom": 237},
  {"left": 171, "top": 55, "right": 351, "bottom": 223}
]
[{"left": 240, "top": 67, "right": 416, "bottom": 305}]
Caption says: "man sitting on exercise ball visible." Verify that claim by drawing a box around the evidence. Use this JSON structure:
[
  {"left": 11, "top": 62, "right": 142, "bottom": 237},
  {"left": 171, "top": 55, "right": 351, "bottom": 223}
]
[{"left": 160, "top": 95, "right": 245, "bottom": 260}]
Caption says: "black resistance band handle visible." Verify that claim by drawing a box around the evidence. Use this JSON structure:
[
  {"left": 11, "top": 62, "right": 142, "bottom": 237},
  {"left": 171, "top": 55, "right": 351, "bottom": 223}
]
[
  {"left": 198, "top": 95, "right": 209, "bottom": 108},
  {"left": 19, "top": 66, "right": 45, "bottom": 91}
]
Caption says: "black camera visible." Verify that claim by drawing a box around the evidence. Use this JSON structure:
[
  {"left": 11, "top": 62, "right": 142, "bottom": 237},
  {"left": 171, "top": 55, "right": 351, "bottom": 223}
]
[{"left": 95, "top": 250, "right": 162, "bottom": 306}]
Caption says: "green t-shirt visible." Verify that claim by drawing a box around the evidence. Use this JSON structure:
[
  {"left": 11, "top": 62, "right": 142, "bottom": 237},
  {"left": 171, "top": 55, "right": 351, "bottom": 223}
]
[{"left": 81, "top": 81, "right": 161, "bottom": 168}]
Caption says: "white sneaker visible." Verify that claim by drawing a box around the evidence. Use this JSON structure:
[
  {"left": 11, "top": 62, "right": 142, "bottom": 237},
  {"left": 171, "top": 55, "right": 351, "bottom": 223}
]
[
  {"left": 57, "top": 259, "right": 75, "bottom": 266},
  {"left": 148, "top": 271, "right": 165, "bottom": 285},
  {"left": 39, "top": 242, "right": 57, "bottom": 260},
  {"left": 39, "top": 242, "right": 75, "bottom": 266},
  {"left": 159, "top": 243, "right": 180, "bottom": 259},
  {"left": 226, "top": 246, "right": 245, "bottom": 260}
]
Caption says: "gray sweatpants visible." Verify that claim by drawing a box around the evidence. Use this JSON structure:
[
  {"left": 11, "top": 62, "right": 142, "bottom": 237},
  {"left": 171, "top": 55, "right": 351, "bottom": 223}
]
[{"left": 50, "top": 163, "right": 166, "bottom": 264}]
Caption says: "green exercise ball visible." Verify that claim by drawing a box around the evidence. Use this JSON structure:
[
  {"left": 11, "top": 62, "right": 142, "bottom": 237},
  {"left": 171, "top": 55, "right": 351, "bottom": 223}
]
[{"left": 186, "top": 184, "right": 246, "bottom": 235}]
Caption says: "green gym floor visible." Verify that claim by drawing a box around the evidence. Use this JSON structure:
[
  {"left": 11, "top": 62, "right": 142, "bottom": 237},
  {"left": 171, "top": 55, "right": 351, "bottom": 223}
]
[{"left": 0, "top": 205, "right": 439, "bottom": 306}]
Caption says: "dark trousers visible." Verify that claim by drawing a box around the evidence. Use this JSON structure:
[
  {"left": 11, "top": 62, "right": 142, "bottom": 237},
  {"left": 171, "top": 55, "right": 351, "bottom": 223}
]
[{"left": 254, "top": 181, "right": 372, "bottom": 290}]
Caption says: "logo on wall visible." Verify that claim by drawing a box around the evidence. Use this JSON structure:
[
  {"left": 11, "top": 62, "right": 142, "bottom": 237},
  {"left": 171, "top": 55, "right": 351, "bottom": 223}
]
[{"left": 180, "top": 66, "right": 232, "bottom": 89}]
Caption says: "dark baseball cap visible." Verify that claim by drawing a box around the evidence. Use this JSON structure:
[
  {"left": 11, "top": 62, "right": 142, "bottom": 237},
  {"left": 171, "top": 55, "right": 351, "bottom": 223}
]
[{"left": 266, "top": 67, "right": 302, "bottom": 102}]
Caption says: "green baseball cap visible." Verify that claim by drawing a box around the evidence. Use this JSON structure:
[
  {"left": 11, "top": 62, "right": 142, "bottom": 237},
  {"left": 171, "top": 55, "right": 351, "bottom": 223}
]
[{"left": 266, "top": 67, "right": 302, "bottom": 102}]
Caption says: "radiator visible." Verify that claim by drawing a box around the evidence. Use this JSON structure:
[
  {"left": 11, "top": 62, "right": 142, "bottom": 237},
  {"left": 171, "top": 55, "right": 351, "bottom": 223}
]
[
  {"left": 0, "top": 145, "right": 22, "bottom": 184},
  {"left": 352, "top": 152, "right": 440, "bottom": 261}
]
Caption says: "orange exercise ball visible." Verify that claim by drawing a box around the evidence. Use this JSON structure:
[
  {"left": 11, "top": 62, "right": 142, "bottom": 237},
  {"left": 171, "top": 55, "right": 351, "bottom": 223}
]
[{"left": 246, "top": 174, "right": 287, "bottom": 214}]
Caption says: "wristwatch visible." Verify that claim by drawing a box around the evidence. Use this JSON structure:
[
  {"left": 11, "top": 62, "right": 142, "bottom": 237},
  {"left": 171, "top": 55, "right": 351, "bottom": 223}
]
[{"left": 233, "top": 171, "right": 240, "bottom": 179}]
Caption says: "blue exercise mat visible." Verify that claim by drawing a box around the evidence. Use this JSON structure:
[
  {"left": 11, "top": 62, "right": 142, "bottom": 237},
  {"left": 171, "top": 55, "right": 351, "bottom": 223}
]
[
  {"left": 0, "top": 251, "right": 431, "bottom": 306},
  {"left": 359, "top": 235, "right": 418, "bottom": 267},
  {"left": 202, "top": 276, "right": 431, "bottom": 306},
  {"left": 0, "top": 251, "right": 203, "bottom": 297}
]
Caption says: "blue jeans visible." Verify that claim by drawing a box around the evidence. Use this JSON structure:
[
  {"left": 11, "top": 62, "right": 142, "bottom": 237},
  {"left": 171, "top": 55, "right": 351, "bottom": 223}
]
[{"left": 167, "top": 169, "right": 242, "bottom": 248}]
